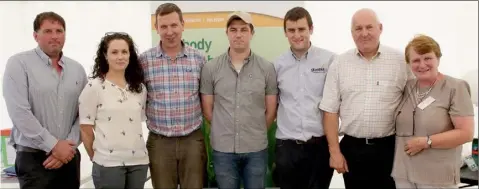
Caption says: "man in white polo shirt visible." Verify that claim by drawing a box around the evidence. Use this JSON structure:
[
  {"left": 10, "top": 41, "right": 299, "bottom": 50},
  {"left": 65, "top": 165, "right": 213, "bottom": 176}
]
[
  {"left": 319, "top": 8, "right": 412, "bottom": 189},
  {"left": 273, "top": 7, "right": 336, "bottom": 189}
]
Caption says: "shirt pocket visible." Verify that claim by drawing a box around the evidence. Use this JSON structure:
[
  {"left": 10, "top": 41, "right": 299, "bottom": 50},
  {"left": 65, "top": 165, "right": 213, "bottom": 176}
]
[
  {"left": 245, "top": 75, "right": 265, "bottom": 106},
  {"left": 306, "top": 71, "right": 327, "bottom": 95},
  {"left": 246, "top": 75, "right": 265, "bottom": 94},
  {"left": 182, "top": 65, "right": 200, "bottom": 92},
  {"left": 378, "top": 80, "right": 399, "bottom": 102}
]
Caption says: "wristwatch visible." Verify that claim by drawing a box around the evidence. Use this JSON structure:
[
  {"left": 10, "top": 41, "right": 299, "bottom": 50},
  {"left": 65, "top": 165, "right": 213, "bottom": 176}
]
[{"left": 426, "top": 136, "right": 432, "bottom": 148}]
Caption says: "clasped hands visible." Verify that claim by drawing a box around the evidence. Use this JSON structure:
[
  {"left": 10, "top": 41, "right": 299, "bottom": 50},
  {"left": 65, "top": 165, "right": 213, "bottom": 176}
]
[
  {"left": 404, "top": 136, "right": 429, "bottom": 156},
  {"left": 43, "top": 140, "right": 77, "bottom": 170}
]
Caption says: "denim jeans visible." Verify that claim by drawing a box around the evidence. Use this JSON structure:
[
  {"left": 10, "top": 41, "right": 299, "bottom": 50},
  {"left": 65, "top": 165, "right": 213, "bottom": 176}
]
[{"left": 213, "top": 149, "right": 268, "bottom": 189}]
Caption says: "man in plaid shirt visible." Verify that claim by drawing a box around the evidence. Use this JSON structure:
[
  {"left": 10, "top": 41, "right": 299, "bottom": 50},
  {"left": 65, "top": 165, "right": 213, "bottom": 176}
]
[{"left": 139, "top": 3, "right": 207, "bottom": 189}]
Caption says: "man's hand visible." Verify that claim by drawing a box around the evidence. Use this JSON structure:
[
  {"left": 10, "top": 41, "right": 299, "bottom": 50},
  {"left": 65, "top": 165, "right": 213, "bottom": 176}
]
[
  {"left": 330, "top": 151, "right": 349, "bottom": 174},
  {"left": 43, "top": 154, "right": 64, "bottom": 169},
  {"left": 51, "top": 140, "right": 76, "bottom": 164},
  {"left": 87, "top": 150, "right": 94, "bottom": 161}
]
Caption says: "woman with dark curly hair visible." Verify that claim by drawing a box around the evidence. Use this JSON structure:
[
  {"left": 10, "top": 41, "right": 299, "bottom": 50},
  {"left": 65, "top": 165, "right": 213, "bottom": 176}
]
[{"left": 78, "top": 32, "right": 148, "bottom": 189}]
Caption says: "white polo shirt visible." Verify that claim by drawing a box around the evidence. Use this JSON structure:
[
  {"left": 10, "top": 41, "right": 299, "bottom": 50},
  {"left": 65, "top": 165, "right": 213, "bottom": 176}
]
[{"left": 79, "top": 77, "right": 149, "bottom": 167}]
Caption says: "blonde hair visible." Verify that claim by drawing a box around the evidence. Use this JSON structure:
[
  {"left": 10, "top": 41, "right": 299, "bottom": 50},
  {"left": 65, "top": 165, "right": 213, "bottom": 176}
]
[{"left": 405, "top": 34, "right": 442, "bottom": 64}]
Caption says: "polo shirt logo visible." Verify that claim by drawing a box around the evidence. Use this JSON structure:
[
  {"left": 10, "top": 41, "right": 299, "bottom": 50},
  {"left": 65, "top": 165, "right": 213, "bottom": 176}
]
[{"left": 311, "top": 67, "right": 326, "bottom": 73}]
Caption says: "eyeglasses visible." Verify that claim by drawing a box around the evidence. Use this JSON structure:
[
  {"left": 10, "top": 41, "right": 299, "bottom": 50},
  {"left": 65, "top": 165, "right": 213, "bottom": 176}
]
[
  {"left": 395, "top": 86, "right": 417, "bottom": 137},
  {"left": 395, "top": 110, "right": 416, "bottom": 137},
  {"left": 104, "top": 32, "right": 129, "bottom": 37}
]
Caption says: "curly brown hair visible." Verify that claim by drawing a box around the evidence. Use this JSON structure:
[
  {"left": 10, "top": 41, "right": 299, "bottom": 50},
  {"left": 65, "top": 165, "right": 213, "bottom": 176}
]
[{"left": 91, "top": 32, "right": 145, "bottom": 93}]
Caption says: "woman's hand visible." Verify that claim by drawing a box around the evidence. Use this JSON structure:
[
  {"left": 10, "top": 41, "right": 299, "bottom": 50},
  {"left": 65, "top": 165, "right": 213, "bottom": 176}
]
[{"left": 404, "top": 137, "right": 428, "bottom": 156}]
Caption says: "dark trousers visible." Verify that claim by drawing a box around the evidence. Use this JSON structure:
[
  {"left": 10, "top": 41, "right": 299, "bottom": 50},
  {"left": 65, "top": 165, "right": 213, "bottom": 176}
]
[
  {"left": 274, "top": 136, "right": 334, "bottom": 189},
  {"left": 15, "top": 148, "right": 81, "bottom": 189},
  {"left": 92, "top": 162, "right": 149, "bottom": 189},
  {"left": 341, "top": 135, "right": 396, "bottom": 189}
]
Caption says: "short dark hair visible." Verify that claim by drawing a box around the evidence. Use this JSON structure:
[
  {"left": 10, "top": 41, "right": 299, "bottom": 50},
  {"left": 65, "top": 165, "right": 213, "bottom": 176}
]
[
  {"left": 283, "top": 7, "right": 313, "bottom": 31},
  {"left": 92, "top": 32, "right": 145, "bottom": 94},
  {"left": 33, "top": 11, "right": 66, "bottom": 32},
  {"left": 155, "top": 3, "right": 184, "bottom": 26}
]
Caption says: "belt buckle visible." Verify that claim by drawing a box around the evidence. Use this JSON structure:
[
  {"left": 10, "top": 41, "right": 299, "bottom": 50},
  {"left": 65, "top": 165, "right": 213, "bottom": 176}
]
[
  {"left": 295, "top": 140, "right": 305, "bottom": 144},
  {"left": 365, "top": 138, "right": 374, "bottom": 145}
]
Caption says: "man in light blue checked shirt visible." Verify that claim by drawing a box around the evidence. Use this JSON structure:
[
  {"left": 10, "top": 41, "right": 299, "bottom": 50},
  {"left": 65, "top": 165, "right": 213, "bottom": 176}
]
[{"left": 2, "top": 12, "right": 87, "bottom": 189}]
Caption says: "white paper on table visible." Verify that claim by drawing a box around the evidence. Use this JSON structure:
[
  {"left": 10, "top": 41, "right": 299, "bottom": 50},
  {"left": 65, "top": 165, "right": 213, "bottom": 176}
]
[
  {"left": 4, "top": 137, "right": 16, "bottom": 166},
  {"left": 461, "top": 104, "right": 478, "bottom": 165}
]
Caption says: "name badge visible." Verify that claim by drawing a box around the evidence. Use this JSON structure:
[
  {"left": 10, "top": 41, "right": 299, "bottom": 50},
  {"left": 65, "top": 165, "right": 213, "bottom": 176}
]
[
  {"left": 311, "top": 67, "right": 325, "bottom": 73},
  {"left": 417, "top": 96, "right": 436, "bottom": 110}
]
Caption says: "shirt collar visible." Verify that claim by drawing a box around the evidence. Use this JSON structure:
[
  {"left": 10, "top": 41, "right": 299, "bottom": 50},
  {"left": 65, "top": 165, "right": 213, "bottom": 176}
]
[
  {"left": 291, "top": 42, "right": 313, "bottom": 61},
  {"left": 355, "top": 43, "right": 384, "bottom": 60},
  {"left": 156, "top": 40, "right": 188, "bottom": 58},
  {"left": 226, "top": 47, "right": 253, "bottom": 63},
  {"left": 34, "top": 46, "right": 65, "bottom": 66}
]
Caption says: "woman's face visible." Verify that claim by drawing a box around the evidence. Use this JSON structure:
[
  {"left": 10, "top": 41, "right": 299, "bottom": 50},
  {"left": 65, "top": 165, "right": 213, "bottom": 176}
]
[
  {"left": 105, "top": 39, "right": 130, "bottom": 72},
  {"left": 408, "top": 49, "right": 439, "bottom": 81}
]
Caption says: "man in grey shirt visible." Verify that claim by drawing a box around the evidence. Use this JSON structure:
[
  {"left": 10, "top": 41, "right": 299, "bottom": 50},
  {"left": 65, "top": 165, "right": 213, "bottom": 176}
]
[
  {"left": 2, "top": 12, "right": 87, "bottom": 189},
  {"left": 200, "top": 11, "right": 278, "bottom": 189},
  {"left": 273, "top": 7, "right": 336, "bottom": 189}
]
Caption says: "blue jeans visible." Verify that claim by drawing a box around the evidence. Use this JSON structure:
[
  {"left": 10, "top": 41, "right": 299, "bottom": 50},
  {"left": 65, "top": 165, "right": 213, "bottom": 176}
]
[{"left": 213, "top": 149, "right": 268, "bottom": 189}]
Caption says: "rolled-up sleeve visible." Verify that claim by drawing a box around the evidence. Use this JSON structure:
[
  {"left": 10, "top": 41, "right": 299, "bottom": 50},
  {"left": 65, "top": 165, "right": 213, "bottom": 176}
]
[
  {"left": 319, "top": 58, "right": 341, "bottom": 113},
  {"left": 2, "top": 56, "right": 58, "bottom": 153},
  {"left": 265, "top": 62, "right": 278, "bottom": 95},
  {"left": 200, "top": 63, "right": 214, "bottom": 95},
  {"left": 79, "top": 79, "right": 99, "bottom": 125}
]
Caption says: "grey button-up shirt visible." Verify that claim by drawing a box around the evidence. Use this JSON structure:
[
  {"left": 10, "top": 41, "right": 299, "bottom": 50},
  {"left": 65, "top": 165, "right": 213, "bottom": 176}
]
[
  {"left": 3, "top": 47, "right": 87, "bottom": 153},
  {"left": 274, "top": 45, "right": 336, "bottom": 141},
  {"left": 200, "top": 51, "right": 278, "bottom": 153}
]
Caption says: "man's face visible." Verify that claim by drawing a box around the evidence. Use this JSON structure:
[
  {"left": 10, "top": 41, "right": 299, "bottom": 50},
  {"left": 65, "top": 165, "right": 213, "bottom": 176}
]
[
  {"left": 33, "top": 19, "right": 65, "bottom": 56},
  {"left": 285, "top": 17, "right": 312, "bottom": 52},
  {"left": 226, "top": 19, "right": 253, "bottom": 50},
  {"left": 156, "top": 12, "right": 184, "bottom": 49},
  {"left": 351, "top": 13, "right": 382, "bottom": 55}
]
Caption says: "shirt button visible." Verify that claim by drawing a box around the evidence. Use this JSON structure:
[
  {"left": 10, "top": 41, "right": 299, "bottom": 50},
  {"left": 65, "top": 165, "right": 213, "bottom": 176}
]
[
  {"left": 236, "top": 106, "right": 239, "bottom": 108},
  {"left": 236, "top": 120, "right": 239, "bottom": 122}
]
